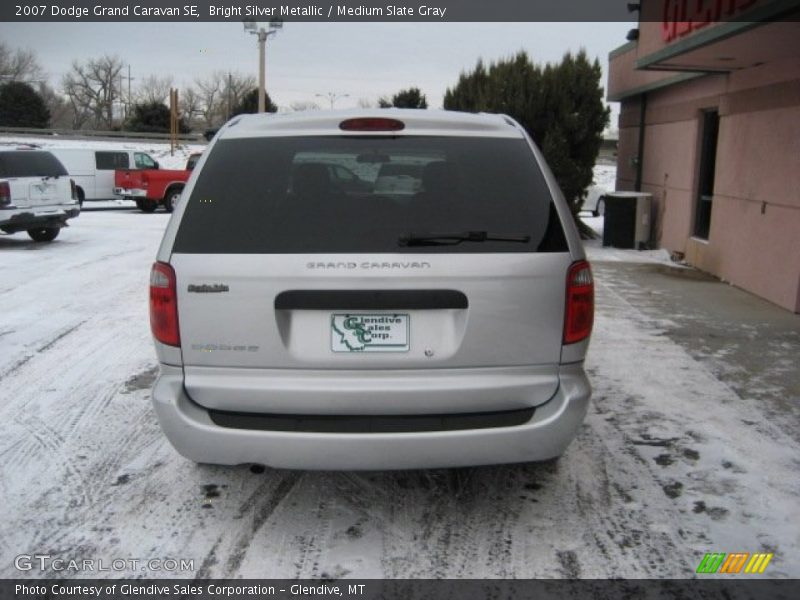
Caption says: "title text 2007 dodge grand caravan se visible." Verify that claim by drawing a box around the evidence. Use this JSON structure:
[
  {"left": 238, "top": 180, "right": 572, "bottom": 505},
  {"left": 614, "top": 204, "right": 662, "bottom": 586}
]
[{"left": 149, "top": 109, "right": 594, "bottom": 470}]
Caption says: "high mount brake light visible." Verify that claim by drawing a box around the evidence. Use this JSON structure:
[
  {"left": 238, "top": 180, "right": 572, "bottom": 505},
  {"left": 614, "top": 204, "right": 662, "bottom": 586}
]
[
  {"left": 339, "top": 118, "right": 405, "bottom": 132},
  {"left": 564, "top": 260, "right": 594, "bottom": 345},
  {"left": 150, "top": 262, "right": 180, "bottom": 347}
]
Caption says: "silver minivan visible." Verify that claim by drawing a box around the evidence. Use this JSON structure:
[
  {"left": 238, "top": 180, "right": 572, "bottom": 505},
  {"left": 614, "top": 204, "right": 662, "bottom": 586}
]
[{"left": 150, "top": 109, "right": 594, "bottom": 470}]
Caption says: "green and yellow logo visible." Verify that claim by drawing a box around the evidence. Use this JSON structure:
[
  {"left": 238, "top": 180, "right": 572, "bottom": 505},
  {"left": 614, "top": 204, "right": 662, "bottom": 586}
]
[{"left": 696, "top": 552, "right": 773, "bottom": 574}]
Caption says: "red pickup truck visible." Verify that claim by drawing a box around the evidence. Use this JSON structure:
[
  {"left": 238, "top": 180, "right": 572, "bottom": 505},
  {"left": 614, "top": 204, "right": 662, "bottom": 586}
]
[{"left": 114, "top": 152, "right": 201, "bottom": 213}]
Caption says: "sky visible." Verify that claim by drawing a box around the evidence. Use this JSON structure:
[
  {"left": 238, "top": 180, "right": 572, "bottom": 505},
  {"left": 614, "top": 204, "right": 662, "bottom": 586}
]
[{"left": 0, "top": 22, "right": 632, "bottom": 126}]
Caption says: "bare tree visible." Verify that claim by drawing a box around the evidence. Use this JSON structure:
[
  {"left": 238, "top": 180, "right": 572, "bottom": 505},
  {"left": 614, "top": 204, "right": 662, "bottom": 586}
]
[
  {"left": 62, "top": 55, "right": 124, "bottom": 129},
  {"left": 135, "top": 74, "right": 173, "bottom": 104},
  {"left": 0, "top": 42, "right": 44, "bottom": 82},
  {"left": 224, "top": 73, "right": 255, "bottom": 117},
  {"left": 357, "top": 97, "right": 376, "bottom": 109},
  {"left": 195, "top": 72, "right": 224, "bottom": 128},
  {"left": 36, "top": 83, "right": 72, "bottom": 129},
  {"left": 195, "top": 71, "right": 256, "bottom": 127},
  {"left": 179, "top": 86, "right": 203, "bottom": 127},
  {"left": 290, "top": 101, "right": 321, "bottom": 112}
]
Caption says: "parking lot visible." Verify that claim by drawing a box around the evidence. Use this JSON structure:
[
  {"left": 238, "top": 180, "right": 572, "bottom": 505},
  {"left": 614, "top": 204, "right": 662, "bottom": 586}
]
[{"left": 1, "top": 208, "right": 798, "bottom": 579}]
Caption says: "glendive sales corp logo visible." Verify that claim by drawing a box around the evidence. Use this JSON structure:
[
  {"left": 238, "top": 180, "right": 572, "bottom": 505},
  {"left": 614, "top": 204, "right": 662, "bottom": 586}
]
[
  {"left": 696, "top": 552, "right": 774, "bottom": 574},
  {"left": 331, "top": 314, "right": 409, "bottom": 352}
]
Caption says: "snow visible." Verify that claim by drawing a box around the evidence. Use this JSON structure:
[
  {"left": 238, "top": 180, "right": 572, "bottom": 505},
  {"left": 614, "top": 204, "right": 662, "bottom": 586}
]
[
  {"left": 592, "top": 162, "right": 617, "bottom": 190},
  {"left": 1, "top": 148, "right": 797, "bottom": 579}
]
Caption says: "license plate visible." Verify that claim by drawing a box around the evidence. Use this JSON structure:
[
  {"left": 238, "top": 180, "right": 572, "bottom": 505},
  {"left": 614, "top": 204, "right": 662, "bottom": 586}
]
[
  {"left": 29, "top": 181, "right": 57, "bottom": 202},
  {"left": 331, "top": 314, "right": 409, "bottom": 352}
]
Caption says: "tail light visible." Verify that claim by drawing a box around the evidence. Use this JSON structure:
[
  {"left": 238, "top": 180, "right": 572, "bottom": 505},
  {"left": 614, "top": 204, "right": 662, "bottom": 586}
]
[
  {"left": 564, "top": 260, "right": 594, "bottom": 344},
  {"left": 0, "top": 181, "right": 10, "bottom": 207},
  {"left": 339, "top": 117, "right": 405, "bottom": 132},
  {"left": 150, "top": 262, "right": 180, "bottom": 346},
  {"left": 70, "top": 179, "right": 77, "bottom": 200}
]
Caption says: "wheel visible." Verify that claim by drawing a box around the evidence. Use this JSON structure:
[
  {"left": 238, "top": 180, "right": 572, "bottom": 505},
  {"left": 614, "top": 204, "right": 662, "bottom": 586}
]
[
  {"left": 27, "top": 227, "right": 60, "bottom": 242},
  {"left": 140, "top": 200, "right": 157, "bottom": 213},
  {"left": 164, "top": 187, "right": 183, "bottom": 213},
  {"left": 76, "top": 187, "right": 85, "bottom": 207},
  {"left": 135, "top": 199, "right": 144, "bottom": 211}
]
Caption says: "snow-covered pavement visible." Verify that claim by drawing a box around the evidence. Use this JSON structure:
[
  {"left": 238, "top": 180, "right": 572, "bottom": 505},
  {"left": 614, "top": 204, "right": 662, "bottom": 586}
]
[{"left": 1, "top": 208, "right": 798, "bottom": 579}]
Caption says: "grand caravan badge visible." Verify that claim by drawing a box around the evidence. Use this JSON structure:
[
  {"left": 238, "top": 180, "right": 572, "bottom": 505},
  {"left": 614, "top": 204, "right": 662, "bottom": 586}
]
[{"left": 331, "top": 314, "right": 409, "bottom": 352}]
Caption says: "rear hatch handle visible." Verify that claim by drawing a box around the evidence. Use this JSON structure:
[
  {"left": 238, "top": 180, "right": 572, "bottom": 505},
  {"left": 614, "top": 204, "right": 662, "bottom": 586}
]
[{"left": 275, "top": 290, "right": 468, "bottom": 310}]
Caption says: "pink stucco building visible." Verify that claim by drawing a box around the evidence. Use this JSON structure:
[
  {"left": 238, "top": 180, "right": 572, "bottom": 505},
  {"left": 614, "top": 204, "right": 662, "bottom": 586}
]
[{"left": 607, "top": 0, "right": 800, "bottom": 312}]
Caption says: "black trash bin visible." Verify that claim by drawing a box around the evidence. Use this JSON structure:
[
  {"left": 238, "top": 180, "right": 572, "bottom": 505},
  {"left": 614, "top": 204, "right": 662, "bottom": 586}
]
[{"left": 602, "top": 192, "right": 652, "bottom": 249}]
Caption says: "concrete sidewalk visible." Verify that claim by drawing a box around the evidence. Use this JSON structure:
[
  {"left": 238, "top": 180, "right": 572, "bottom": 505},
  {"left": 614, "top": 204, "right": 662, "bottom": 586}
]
[{"left": 587, "top": 243, "right": 800, "bottom": 443}]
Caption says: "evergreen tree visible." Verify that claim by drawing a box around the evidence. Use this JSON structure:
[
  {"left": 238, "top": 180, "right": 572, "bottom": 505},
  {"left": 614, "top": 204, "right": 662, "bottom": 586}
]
[
  {"left": 391, "top": 87, "right": 428, "bottom": 109},
  {"left": 444, "top": 51, "right": 609, "bottom": 237},
  {"left": 231, "top": 89, "right": 278, "bottom": 115},
  {"left": 126, "top": 101, "right": 190, "bottom": 133},
  {"left": 0, "top": 81, "right": 50, "bottom": 128},
  {"left": 379, "top": 87, "right": 428, "bottom": 109}
]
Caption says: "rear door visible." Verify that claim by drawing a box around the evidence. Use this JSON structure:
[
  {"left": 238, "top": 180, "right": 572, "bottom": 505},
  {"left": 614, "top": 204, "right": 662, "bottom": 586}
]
[
  {"left": 95, "top": 151, "right": 129, "bottom": 198},
  {"left": 169, "top": 134, "right": 573, "bottom": 398}
]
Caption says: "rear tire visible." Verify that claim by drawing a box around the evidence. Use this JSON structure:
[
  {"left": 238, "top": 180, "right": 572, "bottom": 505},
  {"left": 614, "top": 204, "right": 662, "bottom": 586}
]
[
  {"left": 27, "top": 227, "right": 60, "bottom": 242},
  {"left": 164, "top": 187, "right": 183, "bottom": 213},
  {"left": 140, "top": 200, "right": 157, "bottom": 213}
]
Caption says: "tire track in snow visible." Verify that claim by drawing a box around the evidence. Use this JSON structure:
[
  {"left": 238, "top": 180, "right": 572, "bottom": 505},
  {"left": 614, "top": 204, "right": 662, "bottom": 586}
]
[
  {"left": 81, "top": 403, "right": 161, "bottom": 491},
  {"left": 0, "top": 320, "right": 87, "bottom": 382},
  {"left": 222, "top": 472, "right": 302, "bottom": 576},
  {"left": 291, "top": 481, "right": 335, "bottom": 579},
  {"left": 10, "top": 414, "right": 94, "bottom": 510}
]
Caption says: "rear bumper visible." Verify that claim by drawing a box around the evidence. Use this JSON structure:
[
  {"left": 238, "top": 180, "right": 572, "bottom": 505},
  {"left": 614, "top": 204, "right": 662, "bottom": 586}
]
[
  {"left": 151, "top": 363, "right": 591, "bottom": 470},
  {"left": 114, "top": 187, "right": 147, "bottom": 198},
  {"left": 0, "top": 205, "right": 80, "bottom": 233}
]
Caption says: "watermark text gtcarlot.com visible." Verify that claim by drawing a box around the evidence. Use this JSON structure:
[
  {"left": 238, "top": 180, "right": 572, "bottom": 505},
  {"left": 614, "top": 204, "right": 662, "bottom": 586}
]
[{"left": 14, "top": 554, "right": 195, "bottom": 573}]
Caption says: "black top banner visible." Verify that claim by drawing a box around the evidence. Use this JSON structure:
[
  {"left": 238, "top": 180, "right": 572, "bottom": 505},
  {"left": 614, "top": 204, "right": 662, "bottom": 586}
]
[
  {"left": 3, "top": 0, "right": 634, "bottom": 22},
  {"left": 4, "top": 0, "right": 800, "bottom": 23}
]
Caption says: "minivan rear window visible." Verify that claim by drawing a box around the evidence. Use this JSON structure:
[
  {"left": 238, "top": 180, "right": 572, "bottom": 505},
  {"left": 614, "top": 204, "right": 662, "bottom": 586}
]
[
  {"left": 0, "top": 151, "right": 68, "bottom": 178},
  {"left": 173, "top": 136, "right": 568, "bottom": 254}
]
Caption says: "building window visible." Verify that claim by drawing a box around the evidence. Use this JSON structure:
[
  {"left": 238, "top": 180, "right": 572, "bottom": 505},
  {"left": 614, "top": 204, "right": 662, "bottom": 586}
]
[{"left": 694, "top": 110, "right": 719, "bottom": 239}]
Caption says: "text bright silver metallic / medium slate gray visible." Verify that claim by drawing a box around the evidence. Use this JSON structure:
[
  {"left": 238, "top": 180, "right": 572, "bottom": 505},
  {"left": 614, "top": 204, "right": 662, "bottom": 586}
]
[{"left": 149, "top": 109, "right": 594, "bottom": 470}]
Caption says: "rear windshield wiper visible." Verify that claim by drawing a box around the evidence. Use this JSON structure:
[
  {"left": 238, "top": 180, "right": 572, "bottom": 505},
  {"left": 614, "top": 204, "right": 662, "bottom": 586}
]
[{"left": 398, "top": 231, "right": 531, "bottom": 247}]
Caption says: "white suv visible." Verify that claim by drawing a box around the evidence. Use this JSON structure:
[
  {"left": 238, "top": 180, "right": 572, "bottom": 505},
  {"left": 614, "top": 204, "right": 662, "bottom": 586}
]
[
  {"left": 150, "top": 110, "right": 594, "bottom": 470},
  {"left": 0, "top": 149, "right": 80, "bottom": 241}
]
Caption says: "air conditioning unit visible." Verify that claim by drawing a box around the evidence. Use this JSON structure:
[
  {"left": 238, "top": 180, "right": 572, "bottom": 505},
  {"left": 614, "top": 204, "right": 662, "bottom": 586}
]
[{"left": 602, "top": 192, "right": 653, "bottom": 249}]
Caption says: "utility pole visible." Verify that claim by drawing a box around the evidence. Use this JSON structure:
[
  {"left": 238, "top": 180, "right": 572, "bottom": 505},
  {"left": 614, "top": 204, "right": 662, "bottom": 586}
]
[
  {"left": 169, "top": 88, "right": 178, "bottom": 156},
  {"left": 227, "top": 72, "right": 232, "bottom": 119},
  {"left": 121, "top": 64, "right": 134, "bottom": 121},
  {"left": 119, "top": 73, "right": 124, "bottom": 121},
  {"left": 243, "top": 18, "right": 283, "bottom": 113}
]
